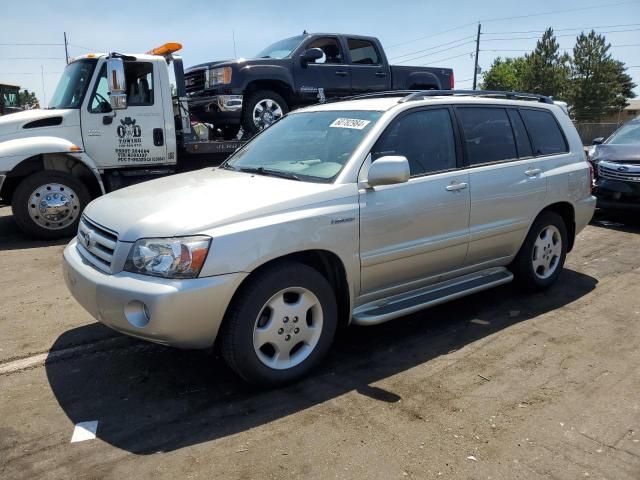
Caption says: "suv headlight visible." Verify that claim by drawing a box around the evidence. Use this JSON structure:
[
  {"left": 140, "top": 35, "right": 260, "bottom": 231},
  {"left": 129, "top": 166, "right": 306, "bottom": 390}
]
[
  {"left": 124, "top": 236, "right": 211, "bottom": 279},
  {"left": 205, "top": 67, "right": 232, "bottom": 88}
]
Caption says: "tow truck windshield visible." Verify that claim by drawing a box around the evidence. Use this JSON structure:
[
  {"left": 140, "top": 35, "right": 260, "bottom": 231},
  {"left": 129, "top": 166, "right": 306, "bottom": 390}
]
[{"left": 49, "top": 59, "right": 96, "bottom": 109}]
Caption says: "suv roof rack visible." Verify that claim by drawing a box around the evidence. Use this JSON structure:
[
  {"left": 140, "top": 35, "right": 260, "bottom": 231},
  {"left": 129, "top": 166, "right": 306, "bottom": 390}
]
[{"left": 398, "top": 89, "right": 554, "bottom": 104}]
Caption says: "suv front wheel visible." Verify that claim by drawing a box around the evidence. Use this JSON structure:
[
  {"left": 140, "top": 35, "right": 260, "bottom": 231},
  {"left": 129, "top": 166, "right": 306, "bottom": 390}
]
[
  {"left": 221, "top": 261, "right": 337, "bottom": 386},
  {"left": 511, "top": 211, "right": 568, "bottom": 291}
]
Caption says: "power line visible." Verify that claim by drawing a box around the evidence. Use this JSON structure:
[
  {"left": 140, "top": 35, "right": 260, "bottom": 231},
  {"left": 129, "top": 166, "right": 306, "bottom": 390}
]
[
  {"left": 482, "top": 43, "right": 640, "bottom": 52},
  {"left": 2, "top": 71, "right": 63, "bottom": 75},
  {"left": 483, "top": 28, "right": 640, "bottom": 42},
  {"left": 386, "top": 22, "right": 477, "bottom": 49},
  {"left": 393, "top": 41, "right": 476, "bottom": 64},
  {"left": 0, "top": 42, "right": 63, "bottom": 46},
  {"left": 0, "top": 57, "right": 65, "bottom": 60},
  {"left": 419, "top": 51, "right": 476, "bottom": 67},
  {"left": 390, "top": 35, "right": 476, "bottom": 60},
  {"left": 484, "top": 22, "right": 640, "bottom": 35}
]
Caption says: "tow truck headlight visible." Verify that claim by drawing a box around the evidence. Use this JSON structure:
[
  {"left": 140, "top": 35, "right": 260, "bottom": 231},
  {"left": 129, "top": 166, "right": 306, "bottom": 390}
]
[
  {"left": 124, "top": 236, "right": 211, "bottom": 279},
  {"left": 205, "top": 67, "right": 232, "bottom": 88}
]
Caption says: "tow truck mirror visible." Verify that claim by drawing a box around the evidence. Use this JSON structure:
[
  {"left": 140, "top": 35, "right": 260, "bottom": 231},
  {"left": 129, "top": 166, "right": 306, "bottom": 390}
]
[
  {"left": 107, "top": 57, "right": 127, "bottom": 110},
  {"left": 300, "top": 48, "right": 324, "bottom": 66}
]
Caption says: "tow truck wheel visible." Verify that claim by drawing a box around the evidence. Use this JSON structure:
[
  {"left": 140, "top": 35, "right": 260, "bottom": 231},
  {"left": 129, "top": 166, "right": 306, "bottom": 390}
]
[
  {"left": 241, "top": 90, "right": 288, "bottom": 134},
  {"left": 11, "top": 171, "right": 90, "bottom": 240}
]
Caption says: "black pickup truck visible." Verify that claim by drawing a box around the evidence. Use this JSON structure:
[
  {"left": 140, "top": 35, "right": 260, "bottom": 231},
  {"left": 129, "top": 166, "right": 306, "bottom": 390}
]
[{"left": 185, "top": 33, "right": 454, "bottom": 136}]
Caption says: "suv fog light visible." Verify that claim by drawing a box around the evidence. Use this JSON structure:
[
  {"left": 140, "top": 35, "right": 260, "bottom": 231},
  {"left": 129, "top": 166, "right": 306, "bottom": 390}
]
[{"left": 125, "top": 300, "right": 151, "bottom": 328}]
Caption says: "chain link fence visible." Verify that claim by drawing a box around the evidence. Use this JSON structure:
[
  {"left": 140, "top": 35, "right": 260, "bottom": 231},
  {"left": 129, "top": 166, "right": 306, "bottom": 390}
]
[{"left": 573, "top": 123, "right": 621, "bottom": 146}]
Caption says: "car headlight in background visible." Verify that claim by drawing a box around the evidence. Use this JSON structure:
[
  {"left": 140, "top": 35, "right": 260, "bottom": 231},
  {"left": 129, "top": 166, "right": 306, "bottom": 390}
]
[
  {"left": 124, "top": 236, "right": 211, "bottom": 278},
  {"left": 205, "top": 67, "right": 232, "bottom": 88}
]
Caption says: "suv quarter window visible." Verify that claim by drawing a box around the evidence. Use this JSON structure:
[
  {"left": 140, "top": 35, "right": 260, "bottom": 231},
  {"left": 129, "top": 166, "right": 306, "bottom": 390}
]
[
  {"left": 519, "top": 108, "right": 568, "bottom": 156},
  {"left": 347, "top": 38, "right": 381, "bottom": 65},
  {"left": 372, "top": 108, "right": 458, "bottom": 176},
  {"left": 456, "top": 106, "right": 518, "bottom": 165}
]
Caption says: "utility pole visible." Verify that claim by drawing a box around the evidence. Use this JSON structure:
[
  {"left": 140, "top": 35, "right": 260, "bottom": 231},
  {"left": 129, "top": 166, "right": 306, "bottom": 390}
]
[
  {"left": 41, "top": 65, "right": 46, "bottom": 107},
  {"left": 472, "top": 23, "right": 481, "bottom": 90},
  {"left": 64, "top": 32, "right": 69, "bottom": 64},
  {"left": 232, "top": 30, "right": 237, "bottom": 58}
]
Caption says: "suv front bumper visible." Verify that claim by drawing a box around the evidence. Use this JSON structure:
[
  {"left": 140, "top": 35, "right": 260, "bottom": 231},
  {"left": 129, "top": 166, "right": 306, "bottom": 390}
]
[
  {"left": 188, "top": 94, "right": 243, "bottom": 125},
  {"left": 63, "top": 239, "right": 247, "bottom": 349}
]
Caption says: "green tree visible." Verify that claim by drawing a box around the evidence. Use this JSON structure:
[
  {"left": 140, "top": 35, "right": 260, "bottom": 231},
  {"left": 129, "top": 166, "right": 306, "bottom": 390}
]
[
  {"left": 480, "top": 57, "right": 527, "bottom": 91},
  {"left": 18, "top": 89, "right": 39, "bottom": 109},
  {"left": 520, "top": 28, "right": 570, "bottom": 98},
  {"left": 568, "top": 30, "right": 637, "bottom": 122}
]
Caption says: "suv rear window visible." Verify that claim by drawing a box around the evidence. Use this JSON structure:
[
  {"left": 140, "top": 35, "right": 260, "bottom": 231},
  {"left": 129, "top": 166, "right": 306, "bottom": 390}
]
[
  {"left": 519, "top": 109, "right": 568, "bottom": 155},
  {"left": 456, "top": 107, "right": 517, "bottom": 165}
]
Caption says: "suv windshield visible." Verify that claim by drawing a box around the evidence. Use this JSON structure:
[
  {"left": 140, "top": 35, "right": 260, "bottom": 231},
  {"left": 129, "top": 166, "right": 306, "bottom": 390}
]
[
  {"left": 49, "top": 59, "right": 96, "bottom": 109},
  {"left": 225, "top": 110, "right": 382, "bottom": 182},
  {"left": 607, "top": 121, "right": 640, "bottom": 145},
  {"left": 255, "top": 35, "right": 305, "bottom": 59}
]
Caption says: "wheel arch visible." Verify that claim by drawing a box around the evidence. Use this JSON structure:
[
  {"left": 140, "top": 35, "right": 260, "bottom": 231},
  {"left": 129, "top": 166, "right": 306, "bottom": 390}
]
[
  {"left": 536, "top": 202, "right": 576, "bottom": 252},
  {"left": 2, "top": 152, "right": 104, "bottom": 204},
  {"left": 220, "top": 249, "right": 352, "bottom": 338},
  {"left": 243, "top": 79, "right": 294, "bottom": 106}
]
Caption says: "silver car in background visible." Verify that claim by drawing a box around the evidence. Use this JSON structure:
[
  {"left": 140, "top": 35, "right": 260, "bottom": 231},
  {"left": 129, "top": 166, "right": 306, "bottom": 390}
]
[{"left": 63, "top": 90, "right": 596, "bottom": 386}]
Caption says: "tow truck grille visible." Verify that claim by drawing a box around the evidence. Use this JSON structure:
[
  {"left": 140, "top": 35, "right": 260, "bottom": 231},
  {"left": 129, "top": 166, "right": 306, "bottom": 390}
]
[
  {"left": 185, "top": 69, "right": 206, "bottom": 94},
  {"left": 76, "top": 216, "right": 118, "bottom": 273},
  {"left": 598, "top": 162, "right": 640, "bottom": 183}
]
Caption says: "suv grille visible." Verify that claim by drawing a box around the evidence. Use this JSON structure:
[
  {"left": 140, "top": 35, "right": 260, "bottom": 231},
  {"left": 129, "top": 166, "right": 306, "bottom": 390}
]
[
  {"left": 77, "top": 216, "right": 118, "bottom": 273},
  {"left": 598, "top": 162, "right": 640, "bottom": 183},
  {"left": 185, "top": 69, "right": 205, "bottom": 94}
]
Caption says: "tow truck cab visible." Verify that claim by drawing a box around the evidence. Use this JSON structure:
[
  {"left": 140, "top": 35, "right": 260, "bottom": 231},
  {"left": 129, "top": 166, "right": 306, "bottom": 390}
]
[{"left": 0, "top": 43, "right": 243, "bottom": 239}]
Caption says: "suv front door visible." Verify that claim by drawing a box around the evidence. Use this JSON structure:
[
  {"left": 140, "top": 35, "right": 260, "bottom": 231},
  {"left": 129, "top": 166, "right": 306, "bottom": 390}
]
[
  {"left": 359, "top": 107, "right": 470, "bottom": 298},
  {"left": 81, "top": 60, "right": 168, "bottom": 169},
  {"left": 294, "top": 36, "right": 351, "bottom": 104}
]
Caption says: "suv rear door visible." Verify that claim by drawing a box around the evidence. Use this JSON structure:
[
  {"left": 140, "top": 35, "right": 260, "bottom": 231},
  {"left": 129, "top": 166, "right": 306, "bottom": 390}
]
[
  {"left": 358, "top": 107, "right": 470, "bottom": 297},
  {"left": 455, "top": 106, "right": 549, "bottom": 266},
  {"left": 346, "top": 37, "right": 390, "bottom": 95}
]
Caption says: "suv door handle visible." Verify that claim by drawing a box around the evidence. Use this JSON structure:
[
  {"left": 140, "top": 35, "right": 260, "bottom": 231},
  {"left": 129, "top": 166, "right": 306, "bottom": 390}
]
[
  {"left": 335, "top": 70, "right": 349, "bottom": 77},
  {"left": 375, "top": 72, "right": 387, "bottom": 77},
  {"left": 446, "top": 182, "right": 468, "bottom": 191},
  {"left": 524, "top": 168, "right": 542, "bottom": 177}
]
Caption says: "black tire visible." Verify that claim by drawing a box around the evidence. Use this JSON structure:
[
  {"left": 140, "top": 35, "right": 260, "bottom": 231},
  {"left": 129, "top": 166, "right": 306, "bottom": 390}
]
[
  {"left": 221, "top": 261, "right": 337, "bottom": 387},
  {"left": 11, "top": 170, "right": 90, "bottom": 239},
  {"left": 241, "top": 90, "right": 288, "bottom": 134},
  {"left": 510, "top": 211, "right": 568, "bottom": 291}
]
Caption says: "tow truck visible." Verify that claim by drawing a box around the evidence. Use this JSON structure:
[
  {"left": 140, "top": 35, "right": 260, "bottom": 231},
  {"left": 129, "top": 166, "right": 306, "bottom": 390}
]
[{"left": 0, "top": 43, "right": 247, "bottom": 239}]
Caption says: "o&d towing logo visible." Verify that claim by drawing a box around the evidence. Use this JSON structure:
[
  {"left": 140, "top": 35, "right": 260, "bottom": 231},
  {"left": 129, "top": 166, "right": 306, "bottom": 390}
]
[{"left": 117, "top": 117, "right": 142, "bottom": 140}]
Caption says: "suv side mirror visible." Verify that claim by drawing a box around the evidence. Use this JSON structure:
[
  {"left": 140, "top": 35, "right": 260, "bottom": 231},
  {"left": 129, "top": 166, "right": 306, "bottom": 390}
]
[
  {"left": 366, "top": 156, "right": 410, "bottom": 187},
  {"left": 107, "top": 57, "right": 127, "bottom": 110},
  {"left": 300, "top": 48, "right": 324, "bottom": 66},
  {"left": 592, "top": 137, "right": 604, "bottom": 145}
]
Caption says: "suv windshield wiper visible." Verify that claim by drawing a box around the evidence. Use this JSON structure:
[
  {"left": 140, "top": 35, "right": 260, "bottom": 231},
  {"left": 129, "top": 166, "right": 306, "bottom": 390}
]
[{"left": 236, "top": 166, "right": 302, "bottom": 181}]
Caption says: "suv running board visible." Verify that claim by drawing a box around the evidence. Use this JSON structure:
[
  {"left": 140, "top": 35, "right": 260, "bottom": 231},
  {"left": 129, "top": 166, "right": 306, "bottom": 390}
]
[{"left": 352, "top": 267, "right": 514, "bottom": 326}]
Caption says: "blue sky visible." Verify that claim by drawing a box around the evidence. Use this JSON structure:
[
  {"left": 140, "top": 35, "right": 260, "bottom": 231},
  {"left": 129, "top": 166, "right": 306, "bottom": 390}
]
[{"left": 2, "top": 0, "right": 639, "bottom": 104}]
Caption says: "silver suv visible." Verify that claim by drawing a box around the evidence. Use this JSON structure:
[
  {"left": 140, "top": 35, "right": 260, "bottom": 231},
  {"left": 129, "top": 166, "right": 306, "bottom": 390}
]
[{"left": 63, "top": 90, "right": 596, "bottom": 386}]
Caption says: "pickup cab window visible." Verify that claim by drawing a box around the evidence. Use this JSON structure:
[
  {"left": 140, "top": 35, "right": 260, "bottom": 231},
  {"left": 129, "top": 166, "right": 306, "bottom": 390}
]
[
  {"left": 306, "top": 37, "right": 343, "bottom": 64},
  {"left": 347, "top": 38, "right": 381, "bottom": 65},
  {"left": 225, "top": 110, "right": 382, "bottom": 182}
]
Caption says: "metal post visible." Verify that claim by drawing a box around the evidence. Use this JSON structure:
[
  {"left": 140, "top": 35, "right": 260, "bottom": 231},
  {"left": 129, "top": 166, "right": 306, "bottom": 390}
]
[
  {"left": 472, "top": 23, "right": 481, "bottom": 90},
  {"left": 64, "top": 32, "right": 69, "bottom": 64},
  {"left": 41, "top": 65, "right": 46, "bottom": 107}
]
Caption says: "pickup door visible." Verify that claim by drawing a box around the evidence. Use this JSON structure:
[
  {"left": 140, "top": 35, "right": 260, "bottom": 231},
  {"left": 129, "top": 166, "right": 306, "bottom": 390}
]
[
  {"left": 293, "top": 36, "right": 352, "bottom": 103},
  {"left": 345, "top": 37, "right": 391, "bottom": 95}
]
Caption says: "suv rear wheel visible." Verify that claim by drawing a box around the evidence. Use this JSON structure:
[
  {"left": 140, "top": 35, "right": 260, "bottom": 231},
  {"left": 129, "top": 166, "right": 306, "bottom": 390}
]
[
  {"left": 511, "top": 211, "right": 568, "bottom": 290},
  {"left": 221, "top": 261, "right": 337, "bottom": 386}
]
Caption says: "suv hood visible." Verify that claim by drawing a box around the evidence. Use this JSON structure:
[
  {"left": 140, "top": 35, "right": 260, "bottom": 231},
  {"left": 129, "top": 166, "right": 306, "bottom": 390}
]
[
  {"left": 591, "top": 144, "right": 640, "bottom": 163},
  {"left": 83, "top": 168, "right": 353, "bottom": 242},
  {"left": 0, "top": 108, "right": 78, "bottom": 140}
]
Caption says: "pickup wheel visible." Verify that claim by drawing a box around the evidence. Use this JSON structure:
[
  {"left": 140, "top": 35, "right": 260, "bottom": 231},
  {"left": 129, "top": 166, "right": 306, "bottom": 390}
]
[
  {"left": 221, "top": 261, "right": 337, "bottom": 387},
  {"left": 241, "top": 90, "right": 288, "bottom": 134},
  {"left": 511, "top": 211, "right": 568, "bottom": 291},
  {"left": 11, "top": 171, "right": 90, "bottom": 239}
]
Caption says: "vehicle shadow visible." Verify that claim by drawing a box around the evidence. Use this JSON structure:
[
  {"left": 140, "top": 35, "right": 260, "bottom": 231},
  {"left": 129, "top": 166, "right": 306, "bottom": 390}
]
[
  {"left": 0, "top": 208, "right": 70, "bottom": 251},
  {"left": 45, "top": 268, "right": 597, "bottom": 455},
  {"left": 590, "top": 209, "right": 640, "bottom": 234}
]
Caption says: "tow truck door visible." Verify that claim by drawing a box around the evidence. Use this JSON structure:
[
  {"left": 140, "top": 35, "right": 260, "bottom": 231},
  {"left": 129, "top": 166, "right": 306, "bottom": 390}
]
[{"left": 81, "top": 59, "right": 168, "bottom": 169}]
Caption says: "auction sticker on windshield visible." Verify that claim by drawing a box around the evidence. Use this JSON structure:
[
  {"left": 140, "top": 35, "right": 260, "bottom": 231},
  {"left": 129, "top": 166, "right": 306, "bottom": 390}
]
[{"left": 330, "top": 118, "right": 371, "bottom": 129}]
